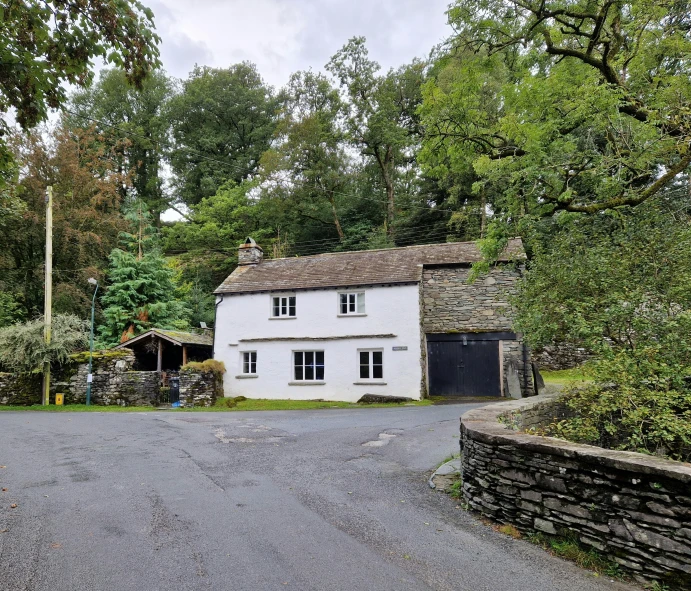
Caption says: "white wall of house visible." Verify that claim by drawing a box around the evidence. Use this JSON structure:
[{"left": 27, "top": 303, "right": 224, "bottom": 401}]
[{"left": 213, "top": 284, "right": 422, "bottom": 402}]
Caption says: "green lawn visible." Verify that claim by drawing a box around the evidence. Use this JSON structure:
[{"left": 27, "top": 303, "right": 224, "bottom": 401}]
[
  {"left": 540, "top": 368, "right": 588, "bottom": 385},
  {"left": 0, "top": 397, "right": 433, "bottom": 412}
]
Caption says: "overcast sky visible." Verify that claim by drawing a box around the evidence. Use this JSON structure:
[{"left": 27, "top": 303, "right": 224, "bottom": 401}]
[{"left": 145, "top": 0, "right": 454, "bottom": 87}]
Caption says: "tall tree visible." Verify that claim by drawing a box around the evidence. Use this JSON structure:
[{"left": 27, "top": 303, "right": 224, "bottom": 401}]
[
  {"left": 327, "top": 38, "right": 425, "bottom": 235},
  {"left": 0, "top": 0, "right": 160, "bottom": 182},
  {"left": 421, "top": 0, "right": 691, "bottom": 232},
  {"left": 0, "top": 124, "right": 130, "bottom": 320},
  {"left": 167, "top": 63, "right": 278, "bottom": 206},
  {"left": 162, "top": 181, "right": 272, "bottom": 295},
  {"left": 68, "top": 69, "right": 174, "bottom": 224},
  {"left": 259, "top": 71, "right": 352, "bottom": 241},
  {"left": 99, "top": 205, "right": 189, "bottom": 346}
]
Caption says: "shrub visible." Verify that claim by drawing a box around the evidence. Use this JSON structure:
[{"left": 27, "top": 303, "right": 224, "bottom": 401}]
[
  {"left": 0, "top": 314, "right": 89, "bottom": 373},
  {"left": 180, "top": 359, "right": 226, "bottom": 375},
  {"left": 546, "top": 350, "right": 691, "bottom": 462}
]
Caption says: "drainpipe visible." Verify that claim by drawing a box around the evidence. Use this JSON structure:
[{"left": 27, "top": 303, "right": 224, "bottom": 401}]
[{"left": 211, "top": 294, "right": 224, "bottom": 359}]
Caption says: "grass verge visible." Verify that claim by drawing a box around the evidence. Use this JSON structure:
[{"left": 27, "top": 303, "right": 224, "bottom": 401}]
[
  {"left": 541, "top": 368, "right": 588, "bottom": 385},
  {"left": 518, "top": 530, "right": 624, "bottom": 580},
  {"left": 0, "top": 397, "right": 433, "bottom": 412}
]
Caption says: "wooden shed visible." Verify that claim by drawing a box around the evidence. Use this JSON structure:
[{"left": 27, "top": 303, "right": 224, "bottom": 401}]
[{"left": 112, "top": 329, "right": 213, "bottom": 372}]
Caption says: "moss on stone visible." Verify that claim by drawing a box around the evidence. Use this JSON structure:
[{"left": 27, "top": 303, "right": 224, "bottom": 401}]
[{"left": 69, "top": 349, "right": 131, "bottom": 364}]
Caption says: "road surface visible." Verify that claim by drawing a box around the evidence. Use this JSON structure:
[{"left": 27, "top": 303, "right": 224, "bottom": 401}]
[{"left": 0, "top": 405, "right": 633, "bottom": 591}]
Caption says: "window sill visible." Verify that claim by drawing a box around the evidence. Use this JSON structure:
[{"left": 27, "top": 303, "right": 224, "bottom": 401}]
[
  {"left": 288, "top": 381, "right": 326, "bottom": 386},
  {"left": 353, "top": 381, "right": 387, "bottom": 386},
  {"left": 337, "top": 313, "right": 367, "bottom": 317},
  {"left": 235, "top": 374, "right": 258, "bottom": 379},
  {"left": 269, "top": 316, "right": 297, "bottom": 320}
]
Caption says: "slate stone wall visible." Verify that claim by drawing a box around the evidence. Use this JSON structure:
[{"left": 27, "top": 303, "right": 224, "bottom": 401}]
[
  {"left": 60, "top": 350, "right": 161, "bottom": 406},
  {"left": 421, "top": 265, "right": 534, "bottom": 397},
  {"left": 179, "top": 370, "right": 220, "bottom": 407},
  {"left": 460, "top": 395, "right": 691, "bottom": 586},
  {"left": 422, "top": 265, "right": 519, "bottom": 332},
  {"left": 0, "top": 350, "right": 162, "bottom": 406},
  {"left": 533, "top": 344, "right": 591, "bottom": 371},
  {"left": 0, "top": 372, "right": 42, "bottom": 405}
]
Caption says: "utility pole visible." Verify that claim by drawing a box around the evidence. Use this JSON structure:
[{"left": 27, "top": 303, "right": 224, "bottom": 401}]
[{"left": 43, "top": 186, "right": 53, "bottom": 406}]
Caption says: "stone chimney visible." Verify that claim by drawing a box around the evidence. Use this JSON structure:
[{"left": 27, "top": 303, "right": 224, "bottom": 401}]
[{"left": 238, "top": 237, "right": 263, "bottom": 266}]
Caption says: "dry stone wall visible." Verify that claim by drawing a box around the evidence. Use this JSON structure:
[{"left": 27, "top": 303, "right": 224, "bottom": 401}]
[
  {"left": 461, "top": 394, "right": 691, "bottom": 587},
  {"left": 179, "top": 370, "right": 220, "bottom": 407},
  {"left": 0, "top": 372, "right": 41, "bottom": 405},
  {"left": 60, "top": 350, "right": 160, "bottom": 406},
  {"left": 533, "top": 344, "right": 591, "bottom": 371}
]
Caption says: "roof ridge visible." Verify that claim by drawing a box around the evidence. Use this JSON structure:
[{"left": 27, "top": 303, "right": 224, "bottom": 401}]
[{"left": 267, "top": 239, "right": 491, "bottom": 262}]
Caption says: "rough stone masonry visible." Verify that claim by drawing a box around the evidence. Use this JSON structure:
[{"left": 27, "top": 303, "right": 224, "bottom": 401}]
[
  {"left": 422, "top": 264, "right": 534, "bottom": 397},
  {"left": 460, "top": 394, "right": 691, "bottom": 587}
]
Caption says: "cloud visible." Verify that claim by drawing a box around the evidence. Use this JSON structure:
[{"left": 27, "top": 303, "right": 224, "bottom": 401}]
[{"left": 145, "top": 0, "right": 453, "bottom": 86}]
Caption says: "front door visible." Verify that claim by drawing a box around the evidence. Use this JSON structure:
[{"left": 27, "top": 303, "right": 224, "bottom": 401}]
[{"left": 427, "top": 333, "right": 508, "bottom": 397}]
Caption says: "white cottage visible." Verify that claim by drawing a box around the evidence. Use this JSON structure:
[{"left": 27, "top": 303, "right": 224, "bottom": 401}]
[{"left": 213, "top": 237, "right": 533, "bottom": 403}]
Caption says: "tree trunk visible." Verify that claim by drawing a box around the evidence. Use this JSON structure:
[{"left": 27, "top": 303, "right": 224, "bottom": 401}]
[
  {"left": 374, "top": 146, "right": 395, "bottom": 236},
  {"left": 328, "top": 194, "right": 345, "bottom": 241}
]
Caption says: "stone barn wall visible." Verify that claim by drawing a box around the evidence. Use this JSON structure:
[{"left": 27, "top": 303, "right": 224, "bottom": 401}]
[
  {"left": 460, "top": 394, "right": 691, "bottom": 587},
  {"left": 421, "top": 264, "right": 534, "bottom": 398}
]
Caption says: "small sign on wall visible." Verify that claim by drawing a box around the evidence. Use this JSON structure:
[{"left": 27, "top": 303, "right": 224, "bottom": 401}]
[{"left": 392, "top": 346, "right": 408, "bottom": 351}]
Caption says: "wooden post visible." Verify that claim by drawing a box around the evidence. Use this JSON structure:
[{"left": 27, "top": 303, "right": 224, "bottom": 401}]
[
  {"left": 182, "top": 345, "right": 188, "bottom": 367},
  {"left": 157, "top": 337, "right": 163, "bottom": 373},
  {"left": 43, "top": 186, "right": 53, "bottom": 405}
]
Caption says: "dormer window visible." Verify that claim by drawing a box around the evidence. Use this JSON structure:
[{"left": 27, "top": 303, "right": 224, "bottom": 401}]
[
  {"left": 272, "top": 294, "right": 296, "bottom": 318},
  {"left": 338, "top": 292, "right": 365, "bottom": 315}
]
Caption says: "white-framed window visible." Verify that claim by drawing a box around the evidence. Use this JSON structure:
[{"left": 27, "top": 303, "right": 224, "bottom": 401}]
[
  {"left": 358, "top": 349, "right": 383, "bottom": 380},
  {"left": 241, "top": 351, "right": 257, "bottom": 375},
  {"left": 339, "top": 292, "right": 365, "bottom": 315},
  {"left": 272, "top": 294, "right": 296, "bottom": 318},
  {"left": 293, "top": 351, "right": 324, "bottom": 381}
]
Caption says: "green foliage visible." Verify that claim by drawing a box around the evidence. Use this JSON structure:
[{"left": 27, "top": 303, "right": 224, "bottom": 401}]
[
  {"left": 518, "top": 197, "right": 691, "bottom": 460},
  {"left": 99, "top": 247, "right": 190, "bottom": 346},
  {"left": 327, "top": 37, "right": 426, "bottom": 234},
  {"left": 259, "top": 71, "right": 351, "bottom": 241},
  {"left": 167, "top": 63, "right": 278, "bottom": 206},
  {"left": 422, "top": 0, "right": 691, "bottom": 221},
  {"left": 0, "top": 292, "right": 25, "bottom": 328},
  {"left": 162, "top": 181, "right": 273, "bottom": 297},
  {"left": 1, "top": 125, "right": 129, "bottom": 320},
  {"left": 68, "top": 69, "right": 174, "bottom": 222},
  {"left": 0, "top": 314, "right": 88, "bottom": 373},
  {"left": 448, "top": 479, "right": 463, "bottom": 499},
  {"left": 550, "top": 359, "right": 691, "bottom": 461},
  {"left": 526, "top": 530, "right": 623, "bottom": 578},
  {"left": 0, "top": 0, "right": 160, "bottom": 182}
]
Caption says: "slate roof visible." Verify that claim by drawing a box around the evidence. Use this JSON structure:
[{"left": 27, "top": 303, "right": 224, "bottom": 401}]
[
  {"left": 113, "top": 328, "right": 213, "bottom": 349},
  {"left": 215, "top": 238, "right": 525, "bottom": 295}
]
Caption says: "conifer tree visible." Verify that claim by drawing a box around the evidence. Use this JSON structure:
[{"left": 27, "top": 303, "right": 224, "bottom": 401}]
[{"left": 99, "top": 203, "right": 189, "bottom": 346}]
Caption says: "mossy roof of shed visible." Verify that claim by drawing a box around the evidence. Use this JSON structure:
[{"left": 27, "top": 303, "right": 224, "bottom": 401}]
[
  {"left": 112, "top": 328, "right": 213, "bottom": 350},
  {"left": 215, "top": 238, "right": 525, "bottom": 294}
]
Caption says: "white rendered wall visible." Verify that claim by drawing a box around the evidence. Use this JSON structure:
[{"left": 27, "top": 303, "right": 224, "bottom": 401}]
[{"left": 213, "top": 284, "right": 422, "bottom": 402}]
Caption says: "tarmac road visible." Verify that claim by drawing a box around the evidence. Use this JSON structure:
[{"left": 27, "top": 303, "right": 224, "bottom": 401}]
[{"left": 0, "top": 405, "right": 634, "bottom": 591}]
